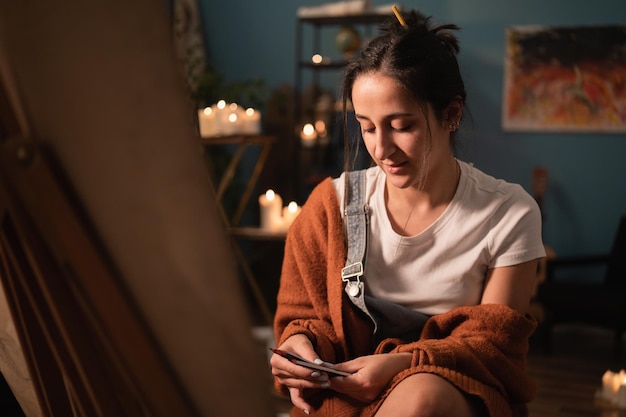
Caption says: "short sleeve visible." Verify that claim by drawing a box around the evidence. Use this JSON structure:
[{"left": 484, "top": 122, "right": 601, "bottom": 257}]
[{"left": 488, "top": 184, "right": 546, "bottom": 268}]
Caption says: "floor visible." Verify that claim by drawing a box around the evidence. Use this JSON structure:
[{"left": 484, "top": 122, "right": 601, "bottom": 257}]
[{"left": 527, "top": 324, "right": 626, "bottom": 417}]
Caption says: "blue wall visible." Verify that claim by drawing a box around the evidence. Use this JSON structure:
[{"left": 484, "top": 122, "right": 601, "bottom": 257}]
[{"left": 199, "top": 0, "right": 626, "bottom": 257}]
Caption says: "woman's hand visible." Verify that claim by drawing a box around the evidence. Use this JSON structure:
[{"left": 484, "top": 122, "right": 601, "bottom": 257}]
[
  {"left": 328, "top": 352, "right": 412, "bottom": 403},
  {"left": 270, "top": 334, "right": 332, "bottom": 414}
]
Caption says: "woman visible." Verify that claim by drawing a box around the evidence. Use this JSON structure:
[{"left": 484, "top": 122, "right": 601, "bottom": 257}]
[{"left": 270, "top": 9, "right": 545, "bottom": 417}]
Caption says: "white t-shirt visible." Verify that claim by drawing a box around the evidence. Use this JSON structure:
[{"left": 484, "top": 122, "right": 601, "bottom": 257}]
[{"left": 332, "top": 161, "right": 546, "bottom": 315}]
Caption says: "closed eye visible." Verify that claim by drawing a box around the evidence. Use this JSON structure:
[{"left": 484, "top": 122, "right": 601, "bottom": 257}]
[
  {"left": 357, "top": 122, "right": 375, "bottom": 134},
  {"left": 393, "top": 125, "right": 412, "bottom": 132}
]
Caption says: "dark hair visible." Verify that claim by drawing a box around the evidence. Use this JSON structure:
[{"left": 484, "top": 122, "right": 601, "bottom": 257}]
[{"left": 341, "top": 10, "right": 467, "bottom": 174}]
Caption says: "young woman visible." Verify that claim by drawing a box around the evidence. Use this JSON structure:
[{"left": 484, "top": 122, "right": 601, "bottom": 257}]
[{"left": 270, "top": 9, "right": 545, "bottom": 417}]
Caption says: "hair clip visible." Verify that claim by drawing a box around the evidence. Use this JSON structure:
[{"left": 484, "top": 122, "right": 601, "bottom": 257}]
[{"left": 392, "top": 5, "right": 407, "bottom": 27}]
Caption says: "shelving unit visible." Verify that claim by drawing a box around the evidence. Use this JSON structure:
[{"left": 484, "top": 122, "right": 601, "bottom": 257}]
[
  {"left": 293, "top": 12, "right": 392, "bottom": 200},
  {"left": 202, "top": 134, "right": 282, "bottom": 325},
  {"left": 201, "top": 134, "right": 275, "bottom": 227}
]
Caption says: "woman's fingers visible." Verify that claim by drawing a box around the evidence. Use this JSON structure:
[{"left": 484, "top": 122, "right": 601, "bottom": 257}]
[
  {"left": 274, "top": 370, "right": 330, "bottom": 389},
  {"left": 289, "top": 387, "right": 314, "bottom": 415}
]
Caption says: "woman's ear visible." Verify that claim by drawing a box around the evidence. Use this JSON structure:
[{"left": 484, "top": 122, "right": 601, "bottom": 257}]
[{"left": 444, "top": 99, "right": 463, "bottom": 124}]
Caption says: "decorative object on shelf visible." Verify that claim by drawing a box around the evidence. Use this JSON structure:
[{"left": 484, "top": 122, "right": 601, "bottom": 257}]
[
  {"left": 258, "top": 189, "right": 301, "bottom": 232},
  {"left": 335, "top": 26, "right": 361, "bottom": 59},
  {"left": 198, "top": 99, "right": 261, "bottom": 137},
  {"left": 598, "top": 369, "right": 626, "bottom": 408}
]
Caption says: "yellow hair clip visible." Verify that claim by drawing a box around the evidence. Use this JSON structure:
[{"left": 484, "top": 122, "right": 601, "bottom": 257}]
[{"left": 392, "top": 5, "right": 407, "bottom": 27}]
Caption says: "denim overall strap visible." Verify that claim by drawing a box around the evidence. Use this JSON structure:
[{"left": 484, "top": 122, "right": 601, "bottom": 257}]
[{"left": 342, "top": 170, "right": 377, "bottom": 331}]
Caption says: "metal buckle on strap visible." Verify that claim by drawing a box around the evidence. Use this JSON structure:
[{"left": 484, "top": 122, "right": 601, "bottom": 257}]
[
  {"left": 341, "top": 262, "right": 363, "bottom": 282},
  {"left": 342, "top": 263, "right": 363, "bottom": 297}
]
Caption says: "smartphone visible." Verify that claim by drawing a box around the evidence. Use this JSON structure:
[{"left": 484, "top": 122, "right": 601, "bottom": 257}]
[{"left": 270, "top": 348, "right": 352, "bottom": 377}]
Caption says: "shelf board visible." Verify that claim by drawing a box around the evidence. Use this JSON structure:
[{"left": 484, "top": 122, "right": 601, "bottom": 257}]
[
  {"left": 229, "top": 227, "right": 287, "bottom": 240},
  {"left": 298, "top": 12, "right": 393, "bottom": 26},
  {"left": 200, "top": 134, "right": 276, "bottom": 145},
  {"left": 298, "top": 61, "right": 347, "bottom": 69}
]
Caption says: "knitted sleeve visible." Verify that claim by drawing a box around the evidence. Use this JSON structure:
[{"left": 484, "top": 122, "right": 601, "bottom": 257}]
[
  {"left": 274, "top": 178, "right": 351, "bottom": 363},
  {"left": 369, "top": 303, "right": 537, "bottom": 417}
]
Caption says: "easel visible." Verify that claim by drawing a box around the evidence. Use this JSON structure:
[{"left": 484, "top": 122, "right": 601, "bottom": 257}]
[{"left": 0, "top": 2, "right": 274, "bottom": 416}]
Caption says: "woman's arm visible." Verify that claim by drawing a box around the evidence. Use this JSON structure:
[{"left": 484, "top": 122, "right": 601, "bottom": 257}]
[
  {"left": 273, "top": 179, "right": 346, "bottom": 358},
  {"left": 481, "top": 259, "right": 540, "bottom": 313}
]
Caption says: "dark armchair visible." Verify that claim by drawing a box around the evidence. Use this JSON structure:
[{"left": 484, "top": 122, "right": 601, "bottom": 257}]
[{"left": 537, "top": 216, "right": 626, "bottom": 353}]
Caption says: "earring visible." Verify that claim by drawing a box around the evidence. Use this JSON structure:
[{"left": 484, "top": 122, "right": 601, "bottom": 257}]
[{"left": 448, "top": 123, "right": 458, "bottom": 131}]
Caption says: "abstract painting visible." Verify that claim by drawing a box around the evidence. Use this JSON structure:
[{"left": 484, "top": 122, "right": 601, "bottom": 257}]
[{"left": 502, "top": 25, "right": 626, "bottom": 132}]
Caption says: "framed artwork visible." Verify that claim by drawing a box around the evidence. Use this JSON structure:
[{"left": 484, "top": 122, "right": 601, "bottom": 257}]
[{"left": 502, "top": 25, "right": 626, "bottom": 133}]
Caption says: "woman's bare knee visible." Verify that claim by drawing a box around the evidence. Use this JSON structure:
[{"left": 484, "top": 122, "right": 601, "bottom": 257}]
[{"left": 374, "top": 373, "right": 478, "bottom": 417}]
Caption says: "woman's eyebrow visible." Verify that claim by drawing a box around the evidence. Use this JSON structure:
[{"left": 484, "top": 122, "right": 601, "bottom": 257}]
[{"left": 354, "top": 112, "right": 416, "bottom": 120}]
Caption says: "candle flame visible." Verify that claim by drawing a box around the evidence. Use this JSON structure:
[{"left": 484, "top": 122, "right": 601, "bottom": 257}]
[
  {"left": 217, "top": 100, "right": 226, "bottom": 109},
  {"left": 303, "top": 123, "right": 315, "bottom": 135},
  {"left": 246, "top": 108, "right": 255, "bottom": 116},
  {"left": 229, "top": 102, "right": 238, "bottom": 111},
  {"left": 228, "top": 113, "right": 238, "bottom": 123},
  {"left": 203, "top": 107, "right": 213, "bottom": 115},
  {"left": 266, "top": 189, "right": 275, "bottom": 201},
  {"left": 315, "top": 120, "right": 327, "bottom": 136},
  {"left": 288, "top": 201, "right": 298, "bottom": 213}
]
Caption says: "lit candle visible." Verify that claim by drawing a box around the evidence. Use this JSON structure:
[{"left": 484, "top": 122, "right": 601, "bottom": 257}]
[
  {"left": 315, "top": 119, "right": 330, "bottom": 145},
  {"left": 618, "top": 371, "right": 626, "bottom": 408},
  {"left": 619, "top": 379, "right": 626, "bottom": 408},
  {"left": 282, "top": 201, "right": 301, "bottom": 229},
  {"left": 212, "top": 100, "right": 228, "bottom": 136},
  {"left": 198, "top": 106, "right": 218, "bottom": 137},
  {"left": 211, "top": 100, "right": 228, "bottom": 136},
  {"left": 242, "top": 107, "right": 261, "bottom": 135},
  {"left": 258, "top": 189, "right": 283, "bottom": 230},
  {"left": 315, "top": 120, "right": 327, "bottom": 137},
  {"left": 222, "top": 111, "right": 239, "bottom": 135},
  {"left": 601, "top": 369, "right": 626, "bottom": 407},
  {"left": 300, "top": 123, "right": 317, "bottom": 148},
  {"left": 602, "top": 370, "right": 617, "bottom": 402}
]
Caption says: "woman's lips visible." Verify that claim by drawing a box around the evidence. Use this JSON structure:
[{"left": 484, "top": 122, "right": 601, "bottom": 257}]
[{"left": 384, "top": 162, "right": 406, "bottom": 175}]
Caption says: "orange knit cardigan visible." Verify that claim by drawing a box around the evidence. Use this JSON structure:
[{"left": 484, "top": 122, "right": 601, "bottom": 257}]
[{"left": 274, "top": 178, "right": 537, "bottom": 417}]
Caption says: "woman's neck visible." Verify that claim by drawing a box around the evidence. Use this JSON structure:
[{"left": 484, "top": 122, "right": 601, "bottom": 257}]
[{"left": 385, "top": 156, "right": 460, "bottom": 236}]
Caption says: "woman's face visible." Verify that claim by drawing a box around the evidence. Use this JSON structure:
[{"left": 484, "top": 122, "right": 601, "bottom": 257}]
[{"left": 351, "top": 71, "right": 452, "bottom": 190}]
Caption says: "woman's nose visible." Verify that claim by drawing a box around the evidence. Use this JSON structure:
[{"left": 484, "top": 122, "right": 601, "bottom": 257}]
[{"left": 373, "top": 130, "right": 394, "bottom": 161}]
